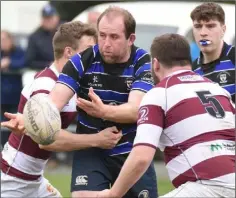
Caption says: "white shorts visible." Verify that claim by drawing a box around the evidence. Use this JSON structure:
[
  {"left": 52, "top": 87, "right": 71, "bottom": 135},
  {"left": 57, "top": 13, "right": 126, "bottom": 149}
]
[
  {"left": 1, "top": 172, "right": 62, "bottom": 198},
  {"left": 160, "top": 181, "right": 235, "bottom": 198}
]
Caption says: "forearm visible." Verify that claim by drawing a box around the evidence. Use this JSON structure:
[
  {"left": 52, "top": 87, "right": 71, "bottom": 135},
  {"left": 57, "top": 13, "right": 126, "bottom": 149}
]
[
  {"left": 49, "top": 83, "right": 74, "bottom": 111},
  {"left": 110, "top": 148, "right": 152, "bottom": 197},
  {"left": 103, "top": 103, "right": 138, "bottom": 123},
  {"left": 40, "top": 129, "right": 98, "bottom": 152}
]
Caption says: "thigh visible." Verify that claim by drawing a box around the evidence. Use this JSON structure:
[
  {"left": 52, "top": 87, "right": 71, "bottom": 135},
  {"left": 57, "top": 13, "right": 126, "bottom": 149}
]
[
  {"left": 71, "top": 148, "right": 112, "bottom": 193},
  {"left": 1, "top": 172, "right": 37, "bottom": 197},
  {"left": 37, "top": 177, "right": 62, "bottom": 198},
  {"left": 106, "top": 155, "right": 158, "bottom": 198}
]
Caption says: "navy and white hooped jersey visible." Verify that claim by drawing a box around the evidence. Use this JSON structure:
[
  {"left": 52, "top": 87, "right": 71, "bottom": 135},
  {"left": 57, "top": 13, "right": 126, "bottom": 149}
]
[
  {"left": 192, "top": 42, "right": 235, "bottom": 102},
  {"left": 57, "top": 44, "right": 154, "bottom": 156}
]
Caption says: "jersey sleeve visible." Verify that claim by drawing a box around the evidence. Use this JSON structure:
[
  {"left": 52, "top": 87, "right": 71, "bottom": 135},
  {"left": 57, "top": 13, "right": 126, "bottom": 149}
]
[
  {"left": 131, "top": 55, "right": 154, "bottom": 93},
  {"left": 57, "top": 53, "right": 84, "bottom": 94},
  {"left": 133, "top": 87, "right": 165, "bottom": 149}
]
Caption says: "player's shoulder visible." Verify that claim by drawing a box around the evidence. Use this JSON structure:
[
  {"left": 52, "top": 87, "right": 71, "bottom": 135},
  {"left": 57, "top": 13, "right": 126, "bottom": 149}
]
[
  {"left": 69, "top": 44, "right": 99, "bottom": 73},
  {"left": 22, "top": 67, "right": 58, "bottom": 96},
  {"left": 132, "top": 45, "right": 151, "bottom": 71},
  {"left": 34, "top": 67, "right": 58, "bottom": 81},
  {"left": 133, "top": 45, "right": 150, "bottom": 62},
  {"left": 80, "top": 44, "right": 99, "bottom": 62},
  {"left": 140, "top": 86, "right": 166, "bottom": 109},
  {"left": 225, "top": 44, "right": 235, "bottom": 64}
]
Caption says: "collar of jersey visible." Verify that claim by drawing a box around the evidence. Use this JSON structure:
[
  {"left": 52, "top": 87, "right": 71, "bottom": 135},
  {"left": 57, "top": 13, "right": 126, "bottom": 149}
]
[
  {"left": 49, "top": 63, "right": 59, "bottom": 77},
  {"left": 165, "top": 69, "right": 192, "bottom": 78}
]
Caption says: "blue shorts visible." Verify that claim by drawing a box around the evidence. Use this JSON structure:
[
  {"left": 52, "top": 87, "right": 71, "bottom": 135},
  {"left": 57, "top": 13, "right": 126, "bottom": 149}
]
[{"left": 71, "top": 148, "right": 158, "bottom": 198}]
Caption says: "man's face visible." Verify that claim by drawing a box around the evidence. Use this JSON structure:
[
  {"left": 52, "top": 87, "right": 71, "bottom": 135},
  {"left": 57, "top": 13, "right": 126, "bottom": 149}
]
[
  {"left": 42, "top": 15, "right": 60, "bottom": 31},
  {"left": 192, "top": 19, "right": 225, "bottom": 54},
  {"left": 98, "top": 15, "right": 132, "bottom": 64},
  {"left": 1, "top": 32, "right": 13, "bottom": 52}
]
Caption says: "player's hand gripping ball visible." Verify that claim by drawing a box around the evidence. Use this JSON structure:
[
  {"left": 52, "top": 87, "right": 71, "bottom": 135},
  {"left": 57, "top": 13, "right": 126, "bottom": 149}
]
[{"left": 23, "top": 94, "right": 61, "bottom": 145}]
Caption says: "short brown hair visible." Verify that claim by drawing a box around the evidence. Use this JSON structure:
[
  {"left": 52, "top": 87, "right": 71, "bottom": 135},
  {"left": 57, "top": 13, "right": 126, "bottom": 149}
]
[
  {"left": 150, "top": 34, "right": 192, "bottom": 67},
  {"left": 190, "top": 2, "right": 225, "bottom": 24},
  {"left": 97, "top": 6, "right": 136, "bottom": 39},
  {"left": 53, "top": 21, "right": 97, "bottom": 59}
]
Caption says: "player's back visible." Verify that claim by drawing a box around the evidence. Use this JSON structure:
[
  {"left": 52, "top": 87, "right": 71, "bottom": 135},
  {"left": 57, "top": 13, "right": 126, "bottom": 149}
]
[
  {"left": 156, "top": 70, "right": 235, "bottom": 188},
  {"left": 1, "top": 65, "right": 77, "bottom": 181}
]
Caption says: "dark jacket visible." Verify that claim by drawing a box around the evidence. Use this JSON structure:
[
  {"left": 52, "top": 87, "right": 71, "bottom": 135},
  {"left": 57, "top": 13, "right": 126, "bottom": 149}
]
[
  {"left": 1, "top": 46, "right": 26, "bottom": 105},
  {"left": 25, "top": 27, "right": 55, "bottom": 69}
]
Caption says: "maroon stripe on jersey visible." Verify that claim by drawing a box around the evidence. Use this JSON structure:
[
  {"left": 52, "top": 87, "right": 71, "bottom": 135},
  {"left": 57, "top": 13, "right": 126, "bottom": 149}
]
[
  {"left": 165, "top": 96, "right": 234, "bottom": 128},
  {"left": 18, "top": 94, "right": 28, "bottom": 113},
  {"left": 30, "top": 90, "right": 50, "bottom": 97},
  {"left": 133, "top": 143, "right": 157, "bottom": 150},
  {"left": 34, "top": 68, "right": 58, "bottom": 81},
  {"left": 172, "top": 155, "right": 235, "bottom": 188},
  {"left": 8, "top": 133, "right": 51, "bottom": 160},
  {"left": 60, "top": 111, "right": 77, "bottom": 129},
  {"left": 137, "top": 105, "right": 164, "bottom": 128},
  {"left": 1, "top": 159, "right": 41, "bottom": 181},
  {"left": 164, "top": 129, "right": 235, "bottom": 164},
  {"left": 156, "top": 71, "right": 212, "bottom": 89}
]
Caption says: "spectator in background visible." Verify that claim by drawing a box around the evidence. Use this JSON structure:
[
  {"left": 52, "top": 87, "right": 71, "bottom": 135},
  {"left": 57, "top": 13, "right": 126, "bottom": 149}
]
[
  {"left": 25, "top": 4, "right": 60, "bottom": 69},
  {"left": 1, "top": 30, "right": 26, "bottom": 147}
]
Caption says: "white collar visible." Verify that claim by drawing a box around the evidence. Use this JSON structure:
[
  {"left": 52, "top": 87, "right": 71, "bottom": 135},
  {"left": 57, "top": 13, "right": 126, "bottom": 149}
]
[
  {"left": 49, "top": 63, "right": 59, "bottom": 77},
  {"left": 166, "top": 69, "right": 192, "bottom": 78}
]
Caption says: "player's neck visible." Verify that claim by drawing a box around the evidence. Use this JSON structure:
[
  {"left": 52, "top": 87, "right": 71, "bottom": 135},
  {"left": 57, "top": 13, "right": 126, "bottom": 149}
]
[
  {"left": 162, "top": 65, "right": 192, "bottom": 79},
  {"left": 53, "top": 58, "right": 67, "bottom": 73},
  {"left": 202, "top": 41, "right": 224, "bottom": 64}
]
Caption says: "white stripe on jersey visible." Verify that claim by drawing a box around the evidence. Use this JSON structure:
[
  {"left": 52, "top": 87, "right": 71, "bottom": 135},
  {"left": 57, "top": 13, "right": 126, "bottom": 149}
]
[
  {"left": 2, "top": 142, "right": 47, "bottom": 175},
  {"left": 163, "top": 112, "right": 235, "bottom": 146},
  {"left": 21, "top": 77, "right": 56, "bottom": 99},
  {"left": 134, "top": 124, "right": 162, "bottom": 148},
  {"left": 166, "top": 139, "right": 235, "bottom": 180},
  {"left": 197, "top": 173, "right": 235, "bottom": 189}
]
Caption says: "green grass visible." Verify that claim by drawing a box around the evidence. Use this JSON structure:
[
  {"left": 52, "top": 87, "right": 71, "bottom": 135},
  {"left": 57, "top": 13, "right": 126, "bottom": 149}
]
[{"left": 45, "top": 173, "right": 174, "bottom": 198}]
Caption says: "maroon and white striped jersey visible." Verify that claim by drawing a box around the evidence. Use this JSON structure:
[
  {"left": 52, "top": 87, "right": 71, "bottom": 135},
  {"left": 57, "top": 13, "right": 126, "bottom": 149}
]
[
  {"left": 1, "top": 64, "right": 77, "bottom": 181},
  {"left": 134, "top": 70, "right": 235, "bottom": 188}
]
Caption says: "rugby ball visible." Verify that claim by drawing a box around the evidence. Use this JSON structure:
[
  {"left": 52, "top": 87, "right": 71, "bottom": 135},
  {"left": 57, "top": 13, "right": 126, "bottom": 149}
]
[{"left": 23, "top": 94, "right": 61, "bottom": 145}]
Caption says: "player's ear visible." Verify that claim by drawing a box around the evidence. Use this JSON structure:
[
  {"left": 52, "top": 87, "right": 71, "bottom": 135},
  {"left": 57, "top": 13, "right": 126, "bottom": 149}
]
[
  {"left": 152, "top": 58, "right": 160, "bottom": 72},
  {"left": 128, "top": 33, "right": 136, "bottom": 46},
  {"left": 64, "top": 47, "right": 74, "bottom": 59},
  {"left": 221, "top": 24, "right": 226, "bottom": 37}
]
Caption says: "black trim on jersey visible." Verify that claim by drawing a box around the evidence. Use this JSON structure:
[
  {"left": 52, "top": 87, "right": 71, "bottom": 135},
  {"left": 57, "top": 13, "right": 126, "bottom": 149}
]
[
  {"left": 79, "top": 46, "right": 97, "bottom": 74},
  {"left": 62, "top": 61, "right": 79, "bottom": 82}
]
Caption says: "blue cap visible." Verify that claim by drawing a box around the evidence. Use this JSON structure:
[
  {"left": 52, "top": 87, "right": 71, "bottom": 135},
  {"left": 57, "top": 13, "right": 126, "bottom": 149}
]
[{"left": 42, "top": 4, "right": 58, "bottom": 17}]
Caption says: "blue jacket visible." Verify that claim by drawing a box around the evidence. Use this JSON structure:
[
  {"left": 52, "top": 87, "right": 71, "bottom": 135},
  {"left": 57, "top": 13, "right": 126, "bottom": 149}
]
[{"left": 1, "top": 46, "right": 26, "bottom": 105}]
